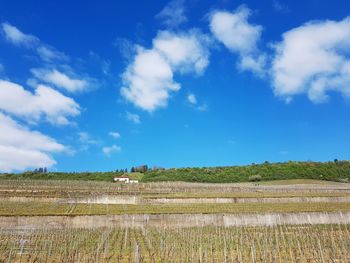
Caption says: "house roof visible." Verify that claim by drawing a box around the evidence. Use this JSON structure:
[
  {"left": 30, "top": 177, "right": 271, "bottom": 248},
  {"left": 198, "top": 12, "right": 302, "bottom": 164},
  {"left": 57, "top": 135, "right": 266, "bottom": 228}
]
[{"left": 114, "top": 175, "right": 129, "bottom": 179}]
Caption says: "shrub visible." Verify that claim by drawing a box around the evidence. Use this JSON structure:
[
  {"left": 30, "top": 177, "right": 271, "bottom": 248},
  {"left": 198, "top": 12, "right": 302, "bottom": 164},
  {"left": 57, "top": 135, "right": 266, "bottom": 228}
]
[{"left": 249, "top": 175, "right": 262, "bottom": 182}]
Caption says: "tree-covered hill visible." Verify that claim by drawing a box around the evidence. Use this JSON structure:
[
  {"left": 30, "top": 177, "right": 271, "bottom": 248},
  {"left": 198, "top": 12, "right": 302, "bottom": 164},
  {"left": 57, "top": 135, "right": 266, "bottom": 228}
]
[
  {"left": 141, "top": 161, "right": 350, "bottom": 183},
  {"left": 1, "top": 161, "right": 349, "bottom": 183}
]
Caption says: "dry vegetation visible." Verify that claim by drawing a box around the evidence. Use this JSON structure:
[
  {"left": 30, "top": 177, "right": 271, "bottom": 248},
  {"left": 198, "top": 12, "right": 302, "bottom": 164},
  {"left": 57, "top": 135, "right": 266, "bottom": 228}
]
[
  {"left": 1, "top": 225, "right": 349, "bottom": 262},
  {"left": 0, "top": 179, "right": 349, "bottom": 262}
]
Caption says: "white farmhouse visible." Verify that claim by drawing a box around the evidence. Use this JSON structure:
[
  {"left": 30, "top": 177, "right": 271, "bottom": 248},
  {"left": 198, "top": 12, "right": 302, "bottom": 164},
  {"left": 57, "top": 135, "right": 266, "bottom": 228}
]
[{"left": 113, "top": 176, "right": 130, "bottom": 183}]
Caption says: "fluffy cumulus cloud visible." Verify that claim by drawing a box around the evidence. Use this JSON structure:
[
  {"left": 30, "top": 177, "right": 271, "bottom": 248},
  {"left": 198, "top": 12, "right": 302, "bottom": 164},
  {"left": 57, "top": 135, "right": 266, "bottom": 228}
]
[
  {"left": 209, "top": 6, "right": 266, "bottom": 75},
  {"left": 121, "top": 30, "right": 210, "bottom": 111},
  {"left": 31, "top": 68, "right": 88, "bottom": 93},
  {"left": 0, "top": 23, "right": 94, "bottom": 172},
  {"left": 102, "top": 145, "right": 121, "bottom": 156},
  {"left": 121, "top": 48, "right": 180, "bottom": 111},
  {"left": 0, "top": 80, "right": 80, "bottom": 125},
  {"left": 153, "top": 31, "right": 209, "bottom": 74},
  {"left": 156, "top": 0, "right": 187, "bottom": 28},
  {"left": 272, "top": 17, "right": 350, "bottom": 103},
  {"left": 0, "top": 112, "right": 65, "bottom": 172}
]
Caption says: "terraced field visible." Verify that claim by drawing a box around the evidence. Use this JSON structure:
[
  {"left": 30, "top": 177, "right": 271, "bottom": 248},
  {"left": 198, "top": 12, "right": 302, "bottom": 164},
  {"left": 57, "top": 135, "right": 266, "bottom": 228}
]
[
  {"left": 1, "top": 224, "right": 350, "bottom": 262},
  {"left": 0, "top": 179, "right": 349, "bottom": 262}
]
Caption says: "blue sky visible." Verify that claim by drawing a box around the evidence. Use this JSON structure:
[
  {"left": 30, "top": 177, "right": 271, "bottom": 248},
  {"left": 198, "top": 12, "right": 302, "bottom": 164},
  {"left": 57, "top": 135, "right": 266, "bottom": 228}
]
[{"left": 0, "top": 0, "right": 350, "bottom": 172}]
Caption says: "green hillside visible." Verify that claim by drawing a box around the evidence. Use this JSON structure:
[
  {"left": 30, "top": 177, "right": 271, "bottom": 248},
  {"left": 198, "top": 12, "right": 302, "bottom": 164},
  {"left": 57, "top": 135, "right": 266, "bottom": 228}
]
[
  {"left": 0, "top": 161, "right": 349, "bottom": 183},
  {"left": 142, "top": 161, "right": 350, "bottom": 183}
]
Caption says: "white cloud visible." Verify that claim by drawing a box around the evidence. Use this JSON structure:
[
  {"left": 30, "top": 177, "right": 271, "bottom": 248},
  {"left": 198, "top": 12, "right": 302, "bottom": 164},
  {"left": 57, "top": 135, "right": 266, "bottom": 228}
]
[
  {"left": 187, "top": 93, "right": 197, "bottom": 104},
  {"left": 0, "top": 80, "right": 80, "bottom": 125},
  {"left": 196, "top": 103, "right": 208, "bottom": 112},
  {"left": 36, "top": 46, "right": 68, "bottom": 62},
  {"left": 31, "top": 68, "right": 88, "bottom": 93},
  {"left": 156, "top": 0, "right": 187, "bottom": 28},
  {"left": 271, "top": 17, "right": 350, "bottom": 103},
  {"left": 1, "top": 23, "right": 95, "bottom": 96},
  {"left": 102, "top": 144, "right": 121, "bottom": 156},
  {"left": 109, "top": 132, "right": 121, "bottom": 139},
  {"left": 1, "top": 22, "right": 38, "bottom": 47},
  {"left": 153, "top": 30, "right": 210, "bottom": 74},
  {"left": 186, "top": 93, "right": 207, "bottom": 111},
  {"left": 78, "top": 132, "right": 99, "bottom": 145},
  {"left": 121, "top": 30, "right": 210, "bottom": 111},
  {"left": 121, "top": 48, "right": 179, "bottom": 111},
  {"left": 238, "top": 54, "right": 266, "bottom": 75},
  {"left": 209, "top": 7, "right": 261, "bottom": 54},
  {"left": 209, "top": 6, "right": 266, "bottom": 75},
  {"left": 273, "top": 0, "right": 290, "bottom": 13},
  {"left": 1, "top": 22, "right": 69, "bottom": 63},
  {"left": 114, "top": 38, "right": 136, "bottom": 62},
  {"left": 126, "top": 112, "right": 141, "bottom": 124},
  {"left": 0, "top": 112, "right": 65, "bottom": 172}
]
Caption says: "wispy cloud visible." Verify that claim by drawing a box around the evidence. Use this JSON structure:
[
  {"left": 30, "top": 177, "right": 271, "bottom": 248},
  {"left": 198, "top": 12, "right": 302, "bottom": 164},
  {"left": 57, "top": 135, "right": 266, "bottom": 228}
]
[
  {"left": 187, "top": 93, "right": 208, "bottom": 111},
  {"left": 187, "top": 93, "right": 197, "bottom": 105},
  {"left": 156, "top": 0, "right": 187, "bottom": 28},
  {"left": 78, "top": 132, "right": 99, "bottom": 145},
  {"left": 114, "top": 38, "right": 136, "bottom": 62},
  {"left": 31, "top": 68, "right": 89, "bottom": 93},
  {"left": 126, "top": 112, "right": 141, "bottom": 124},
  {"left": 273, "top": 0, "right": 290, "bottom": 13},
  {"left": 102, "top": 144, "right": 121, "bottom": 156},
  {"left": 196, "top": 104, "right": 208, "bottom": 112},
  {"left": 1, "top": 23, "right": 96, "bottom": 93},
  {"left": 109, "top": 131, "right": 121, "bottom": 139},
  {"left": 36, "top": 45, "right": 69, "bottom": 63},
  {"left": 1, "top": 22, "right": 38, "bottom": 47},
  {"left": 1, "top": 22, "right": 68, "bottom": 62}
]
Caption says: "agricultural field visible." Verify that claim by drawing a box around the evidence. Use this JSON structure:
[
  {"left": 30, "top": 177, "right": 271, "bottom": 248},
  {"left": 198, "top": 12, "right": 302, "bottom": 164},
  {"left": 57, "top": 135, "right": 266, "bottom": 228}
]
[
  {"left": 0, "top": 179, "right": 349, "bottom": 262},
  {"left": 1, "top": 225, "right": 349, "bottom": 262}
]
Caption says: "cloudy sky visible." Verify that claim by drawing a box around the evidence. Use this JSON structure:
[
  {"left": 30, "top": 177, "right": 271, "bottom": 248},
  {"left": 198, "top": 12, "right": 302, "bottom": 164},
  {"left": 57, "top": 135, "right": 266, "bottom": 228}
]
[{"left": 0, "top": 0, "right": 350, "bottom": 172}]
